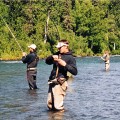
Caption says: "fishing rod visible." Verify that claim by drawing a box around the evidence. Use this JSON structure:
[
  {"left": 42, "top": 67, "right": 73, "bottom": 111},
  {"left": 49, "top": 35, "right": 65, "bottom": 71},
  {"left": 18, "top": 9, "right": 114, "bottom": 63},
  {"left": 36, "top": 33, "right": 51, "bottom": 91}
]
[{"left": 1, "top": 16, "right": 23, "bottom": 53}]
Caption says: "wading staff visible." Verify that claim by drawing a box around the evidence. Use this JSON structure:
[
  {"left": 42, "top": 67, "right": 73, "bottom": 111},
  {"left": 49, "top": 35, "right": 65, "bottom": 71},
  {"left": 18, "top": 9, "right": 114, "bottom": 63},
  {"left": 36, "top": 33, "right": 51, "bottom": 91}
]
[{"left": 1, "top": 16, "right": 23, "bottom": 52}]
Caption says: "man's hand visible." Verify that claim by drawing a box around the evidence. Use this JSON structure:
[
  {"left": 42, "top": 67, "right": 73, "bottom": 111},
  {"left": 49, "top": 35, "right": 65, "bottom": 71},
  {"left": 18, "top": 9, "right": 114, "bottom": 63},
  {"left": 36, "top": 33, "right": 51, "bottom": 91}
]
[
  {"left": 57, "top": 59, "right": 66, "bottom": 66},
  {"left": 22, "top": 52, "right": 27, "bottom": 56},
  {"left": 52, "top": 55, "right": 66, "bottom": 66},
  {"left": 52, "top": 55, "right": 59, "bottom": 61}
]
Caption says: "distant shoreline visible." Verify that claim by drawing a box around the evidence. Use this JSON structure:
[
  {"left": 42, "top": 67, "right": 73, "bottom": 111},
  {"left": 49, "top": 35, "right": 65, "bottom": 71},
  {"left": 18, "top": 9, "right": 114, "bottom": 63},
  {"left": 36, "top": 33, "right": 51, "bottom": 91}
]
[{"left": 0, "top": 55, "right": 120, "bottom": 61}]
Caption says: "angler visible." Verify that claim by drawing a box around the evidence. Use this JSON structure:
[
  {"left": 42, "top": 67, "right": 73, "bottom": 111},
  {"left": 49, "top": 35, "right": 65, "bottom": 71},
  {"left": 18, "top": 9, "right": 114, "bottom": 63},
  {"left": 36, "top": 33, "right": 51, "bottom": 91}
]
[{"left": 22, "top": 44, "right": 39, "bottom": 90}]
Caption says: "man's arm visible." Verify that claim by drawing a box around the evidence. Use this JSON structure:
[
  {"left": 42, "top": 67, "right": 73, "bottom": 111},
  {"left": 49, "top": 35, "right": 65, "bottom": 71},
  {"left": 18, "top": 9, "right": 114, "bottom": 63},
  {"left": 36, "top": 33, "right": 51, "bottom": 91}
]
[
  {"left": 45, "top": 55, "right": 54, "bottom": 65},
  {"left": 65, "top": 57, "right": 77, "bottom": 75},
  {"left": 22, "top": 53, "right": 31, "bottom": 64},
  {"left": 56, "top": 57, "right": 77, "bottom": 75}
]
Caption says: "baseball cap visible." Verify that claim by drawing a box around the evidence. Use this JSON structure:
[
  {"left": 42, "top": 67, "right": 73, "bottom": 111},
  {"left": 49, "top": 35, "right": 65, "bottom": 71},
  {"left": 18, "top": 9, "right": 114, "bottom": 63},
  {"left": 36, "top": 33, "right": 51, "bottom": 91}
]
[
  {"left": 56, "top": 42, "right": 68, "bottom": 48},
  {"left": 28, "top": 44, "right": 36, "bottom": 49}
]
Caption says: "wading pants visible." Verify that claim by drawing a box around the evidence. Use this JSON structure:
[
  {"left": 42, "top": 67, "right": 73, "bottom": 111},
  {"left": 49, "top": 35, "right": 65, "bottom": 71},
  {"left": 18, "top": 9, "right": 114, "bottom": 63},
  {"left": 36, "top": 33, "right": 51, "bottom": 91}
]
[
  {"left": 105, "top": 63, "right": 110, "bottom": 71},
  {"left": 27, "top": 70, "right": 37, "bottom": 90},
  {"left": 47, "top": 81, "right": 68, "bottom": 110}
]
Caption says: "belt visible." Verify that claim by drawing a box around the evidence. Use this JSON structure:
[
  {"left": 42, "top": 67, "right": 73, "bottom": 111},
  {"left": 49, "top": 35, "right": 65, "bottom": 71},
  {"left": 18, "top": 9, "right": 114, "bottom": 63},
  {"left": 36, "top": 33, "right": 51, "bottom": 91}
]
[
  {"left": 27, "top": 68, "right": 37, "bottom": 71},
  {"left": 48, "top": 78, "right": 66, "bottom": 85},
  {"left": 48, "top": 79, "right": 58, "bottom": 85}
]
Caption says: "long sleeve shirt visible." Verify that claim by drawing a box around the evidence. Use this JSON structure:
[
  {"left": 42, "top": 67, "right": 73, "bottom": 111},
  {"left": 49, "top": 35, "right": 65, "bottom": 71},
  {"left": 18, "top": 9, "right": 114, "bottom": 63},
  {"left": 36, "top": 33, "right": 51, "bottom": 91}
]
[{"left": 45, "top": 51, "right": 77, "bottom": 80}]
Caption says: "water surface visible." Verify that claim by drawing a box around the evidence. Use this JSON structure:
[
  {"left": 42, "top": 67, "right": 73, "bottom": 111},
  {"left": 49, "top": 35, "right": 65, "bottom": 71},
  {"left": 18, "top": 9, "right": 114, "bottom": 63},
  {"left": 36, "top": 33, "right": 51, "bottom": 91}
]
[{"left": 0, "top": 56, "right": 120, "bottom": 120}]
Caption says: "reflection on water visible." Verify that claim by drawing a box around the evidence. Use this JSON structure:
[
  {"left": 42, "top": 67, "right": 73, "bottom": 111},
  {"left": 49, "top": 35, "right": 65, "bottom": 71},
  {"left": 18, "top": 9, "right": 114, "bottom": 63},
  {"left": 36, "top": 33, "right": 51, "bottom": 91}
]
[
  {"left": 27, "top": 89, "right": 38, "bottom": 97},
  {"left": 47, "top": 110, "right": 64, "bottom": 120},
  {"left": 0, "top": 56, "right": 120, "bottom": 120}
]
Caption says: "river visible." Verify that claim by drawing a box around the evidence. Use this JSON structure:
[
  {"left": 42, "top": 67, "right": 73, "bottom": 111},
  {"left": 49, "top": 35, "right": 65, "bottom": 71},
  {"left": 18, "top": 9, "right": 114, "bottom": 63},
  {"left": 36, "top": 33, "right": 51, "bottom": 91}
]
[{"left": 0, "top": 56, "right": 120, "bottom": 120}]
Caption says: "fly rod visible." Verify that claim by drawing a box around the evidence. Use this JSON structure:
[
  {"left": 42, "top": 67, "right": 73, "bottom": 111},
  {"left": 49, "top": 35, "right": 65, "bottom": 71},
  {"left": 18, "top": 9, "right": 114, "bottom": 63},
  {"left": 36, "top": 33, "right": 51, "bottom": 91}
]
[{"left": 1, "top": 16, "right": 23, "bottom": 52}]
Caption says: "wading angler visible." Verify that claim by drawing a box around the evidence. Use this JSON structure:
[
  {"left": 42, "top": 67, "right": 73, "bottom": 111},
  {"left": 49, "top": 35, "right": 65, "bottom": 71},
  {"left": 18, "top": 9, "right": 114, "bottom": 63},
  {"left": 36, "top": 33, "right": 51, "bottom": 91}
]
[
  {"left": 45, "top": 39, "right": 78, "bottom": 111},
  {"left": 22, "top": 44, "right": 39, "bottom": 90}
]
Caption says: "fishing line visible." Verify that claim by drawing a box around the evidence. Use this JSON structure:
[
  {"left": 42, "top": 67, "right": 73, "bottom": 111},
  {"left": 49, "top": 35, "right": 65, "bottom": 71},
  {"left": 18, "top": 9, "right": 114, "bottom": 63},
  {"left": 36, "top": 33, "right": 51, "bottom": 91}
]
[{"left": 1, "top": 16, "right": 23, "bottom": 52}]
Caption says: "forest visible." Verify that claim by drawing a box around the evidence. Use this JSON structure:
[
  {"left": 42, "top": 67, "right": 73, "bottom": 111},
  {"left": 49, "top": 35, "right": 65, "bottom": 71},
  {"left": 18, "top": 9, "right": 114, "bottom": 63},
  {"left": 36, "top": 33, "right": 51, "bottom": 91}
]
[{"left": 0, "top": 0, "right": 120, "bottom": 60}]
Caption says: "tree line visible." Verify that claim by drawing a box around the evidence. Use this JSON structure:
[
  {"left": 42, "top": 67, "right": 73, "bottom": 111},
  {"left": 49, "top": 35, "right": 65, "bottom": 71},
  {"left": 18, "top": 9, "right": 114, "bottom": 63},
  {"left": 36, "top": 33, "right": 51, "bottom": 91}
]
[{"left": 0, "top": 0, "right": 120, "bottom": 60}]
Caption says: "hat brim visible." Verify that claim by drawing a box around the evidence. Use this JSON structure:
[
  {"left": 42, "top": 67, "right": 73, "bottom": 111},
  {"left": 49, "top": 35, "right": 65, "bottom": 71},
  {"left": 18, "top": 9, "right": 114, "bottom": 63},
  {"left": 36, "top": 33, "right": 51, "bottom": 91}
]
[
  {"left": 28, "top": 44, "right": 36, "bottom": 49},
  {"left": 56, "top": 42, "right": 68, "bottom": 48}
]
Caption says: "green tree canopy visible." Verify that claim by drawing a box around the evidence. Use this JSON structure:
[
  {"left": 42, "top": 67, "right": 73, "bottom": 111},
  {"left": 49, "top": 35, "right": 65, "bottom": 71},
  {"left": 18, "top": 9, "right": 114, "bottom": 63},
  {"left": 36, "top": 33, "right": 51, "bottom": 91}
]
[{"left": 0, "top": 0, "right": 120, "bottom": 60}]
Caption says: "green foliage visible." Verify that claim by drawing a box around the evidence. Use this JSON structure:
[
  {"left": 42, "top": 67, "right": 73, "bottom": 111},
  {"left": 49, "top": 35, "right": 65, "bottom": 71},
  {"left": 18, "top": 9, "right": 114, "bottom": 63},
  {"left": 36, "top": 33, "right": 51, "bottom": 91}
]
[{"left": 0, "top": 0, "right": 120, "bottom": 60}]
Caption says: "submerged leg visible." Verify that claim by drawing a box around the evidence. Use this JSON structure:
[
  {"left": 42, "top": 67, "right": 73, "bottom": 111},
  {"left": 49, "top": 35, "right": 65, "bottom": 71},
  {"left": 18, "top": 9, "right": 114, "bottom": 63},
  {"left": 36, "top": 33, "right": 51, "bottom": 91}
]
[
  {"left": 47, "top": 84, "right": 55, "bottom": 110},
  {"left": 52, "top": 83, "right": 67, "bottom": 111},
  {"left": 27, "top": 71, "right": 37, "bottom": 90}
]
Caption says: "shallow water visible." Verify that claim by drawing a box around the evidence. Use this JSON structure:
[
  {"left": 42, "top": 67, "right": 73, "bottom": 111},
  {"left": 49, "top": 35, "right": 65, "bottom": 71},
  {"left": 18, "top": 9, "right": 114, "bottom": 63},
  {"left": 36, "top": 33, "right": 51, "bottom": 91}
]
[{"left": 0, "top": 56, "right": 120, "bottom": 120}]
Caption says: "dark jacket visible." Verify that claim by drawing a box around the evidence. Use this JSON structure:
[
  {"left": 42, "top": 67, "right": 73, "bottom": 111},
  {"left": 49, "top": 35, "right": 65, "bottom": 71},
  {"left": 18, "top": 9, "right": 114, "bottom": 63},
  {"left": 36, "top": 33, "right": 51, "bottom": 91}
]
[
  {"left": 45, "top": 51, "right": 77, "bottom": 80},
  {"left": 22, "top": 52, "right": 39, "bottom": 68}
]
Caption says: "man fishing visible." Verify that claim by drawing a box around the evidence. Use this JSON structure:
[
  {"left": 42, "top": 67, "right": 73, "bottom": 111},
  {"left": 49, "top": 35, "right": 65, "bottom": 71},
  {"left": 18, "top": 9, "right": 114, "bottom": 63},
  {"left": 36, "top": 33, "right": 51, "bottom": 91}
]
[
  {"left": 101, "top": 50, "right": 110, "bottom": 71},
  {"left": 22, "top": 44, "right": 39, "bottom": 90},
  {"left": 45, "top": 39, "right": 77, "bottom": 111}
]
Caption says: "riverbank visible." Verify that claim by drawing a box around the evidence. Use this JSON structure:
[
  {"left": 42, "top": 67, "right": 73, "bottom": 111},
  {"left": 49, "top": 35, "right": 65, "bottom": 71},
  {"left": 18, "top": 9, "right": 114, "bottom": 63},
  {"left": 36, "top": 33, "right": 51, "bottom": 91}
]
[{"left": 1, "top": 54, "right": 120, "bottom": 61}]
